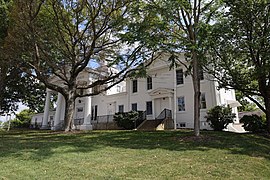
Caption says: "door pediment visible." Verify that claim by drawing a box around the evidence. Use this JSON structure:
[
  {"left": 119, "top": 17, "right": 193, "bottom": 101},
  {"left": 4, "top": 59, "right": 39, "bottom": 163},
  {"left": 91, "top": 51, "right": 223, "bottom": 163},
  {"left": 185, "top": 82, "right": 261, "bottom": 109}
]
[{"left": 148, "top": 88, "right": 174, "bottom": 98}]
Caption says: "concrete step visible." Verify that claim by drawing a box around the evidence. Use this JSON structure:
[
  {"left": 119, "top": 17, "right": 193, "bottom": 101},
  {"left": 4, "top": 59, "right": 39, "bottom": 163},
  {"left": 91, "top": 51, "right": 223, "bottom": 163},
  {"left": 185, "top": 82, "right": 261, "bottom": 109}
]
[{"left": 137, "top": 119, "right": 162, "bottom": 130}]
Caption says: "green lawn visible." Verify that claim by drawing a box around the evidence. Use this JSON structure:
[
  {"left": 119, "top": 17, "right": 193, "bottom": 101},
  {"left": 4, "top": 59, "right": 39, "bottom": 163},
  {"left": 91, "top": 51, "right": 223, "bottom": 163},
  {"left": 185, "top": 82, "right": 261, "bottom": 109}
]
[{"left": 0, "top": 130, "right": 270, "bottom": 180}]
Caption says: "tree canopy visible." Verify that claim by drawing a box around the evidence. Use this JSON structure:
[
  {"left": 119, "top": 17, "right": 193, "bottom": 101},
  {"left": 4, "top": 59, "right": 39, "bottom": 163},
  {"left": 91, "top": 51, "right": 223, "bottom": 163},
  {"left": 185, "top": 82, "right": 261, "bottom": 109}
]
[
  {"left": 5, "top": 0, "right": 159, "bottom": 131},
  {"left": 206, "top": 0, "right": 270, "bottom": 132},
  {"left": 0, "top": 0, "right": 47, "bottom": 115}
]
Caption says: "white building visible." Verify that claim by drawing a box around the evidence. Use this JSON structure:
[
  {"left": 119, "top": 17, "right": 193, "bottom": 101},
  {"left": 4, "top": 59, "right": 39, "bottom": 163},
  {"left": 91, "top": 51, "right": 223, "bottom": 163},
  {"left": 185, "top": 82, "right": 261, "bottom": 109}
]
[{"left": 31, "top": 54, "right": 240, "bottom": 130}]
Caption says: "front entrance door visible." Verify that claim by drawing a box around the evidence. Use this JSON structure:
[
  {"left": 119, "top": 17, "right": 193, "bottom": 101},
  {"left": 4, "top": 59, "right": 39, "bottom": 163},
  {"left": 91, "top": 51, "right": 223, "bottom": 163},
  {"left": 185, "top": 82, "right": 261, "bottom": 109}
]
[
  {"left": 107, "top": 102, "right": 116, "bottom": 115},
  {"left": 155, "top": 97, "right": 170, "bottom": 118}
]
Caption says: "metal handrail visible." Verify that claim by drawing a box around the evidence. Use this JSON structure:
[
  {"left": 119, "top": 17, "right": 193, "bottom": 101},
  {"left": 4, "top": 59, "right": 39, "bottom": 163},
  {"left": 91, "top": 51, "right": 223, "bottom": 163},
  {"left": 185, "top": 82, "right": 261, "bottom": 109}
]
[
  {"left": 156, "top": 108, "right": 172, "bottom": 120},
  {"left": 91, "top": 115, "right": 114, "bottom": 123},
  {"left": 74, "top": 118, "right": 84, "bottom": 125}
]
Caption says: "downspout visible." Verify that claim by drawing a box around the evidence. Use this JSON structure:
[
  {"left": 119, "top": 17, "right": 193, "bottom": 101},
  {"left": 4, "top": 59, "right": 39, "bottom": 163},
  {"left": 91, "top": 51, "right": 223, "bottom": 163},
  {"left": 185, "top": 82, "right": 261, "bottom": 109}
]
[
  {"left": 173, "top": 65, "right": 177, "bottom": 130},
  {"left": 127, "top": 80, "right": 130, "bottom": 111}
]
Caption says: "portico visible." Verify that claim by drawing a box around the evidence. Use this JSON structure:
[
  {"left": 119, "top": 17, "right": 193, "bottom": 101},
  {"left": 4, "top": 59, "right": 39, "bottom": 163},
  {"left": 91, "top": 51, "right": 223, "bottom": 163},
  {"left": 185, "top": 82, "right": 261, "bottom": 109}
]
[
  {"left": 148, "top": 88, "right": 174, "bottom": 118},
  {"left": 41, "top": 88, "right": 93, "bottom": 130}
]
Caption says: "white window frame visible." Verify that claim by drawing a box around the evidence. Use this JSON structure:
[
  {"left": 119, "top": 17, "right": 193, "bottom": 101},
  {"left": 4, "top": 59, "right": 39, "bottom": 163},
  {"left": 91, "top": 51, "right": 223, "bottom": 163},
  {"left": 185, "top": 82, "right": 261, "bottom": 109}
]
[
  {"left": 200, "top": 93, "right": 207, "bottom": 109},
  {"left": 176, "top": 69, "right": 184, "bottom": 85},
  {"left": 177, "top": 96, "right": 185, "bottom": 112},
  {"left": 147, "top": 76, "right": 152, "bottom": 90},
  {"left": 132, "top": 80, "right": 138, "bottom": 93}
]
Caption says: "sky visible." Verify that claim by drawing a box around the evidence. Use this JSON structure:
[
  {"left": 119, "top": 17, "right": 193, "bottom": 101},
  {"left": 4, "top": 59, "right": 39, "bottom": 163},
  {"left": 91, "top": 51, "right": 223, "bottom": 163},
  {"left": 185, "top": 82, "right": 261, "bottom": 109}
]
[{"left": 0, "top": 103, "right": 28, "bottom": 122}]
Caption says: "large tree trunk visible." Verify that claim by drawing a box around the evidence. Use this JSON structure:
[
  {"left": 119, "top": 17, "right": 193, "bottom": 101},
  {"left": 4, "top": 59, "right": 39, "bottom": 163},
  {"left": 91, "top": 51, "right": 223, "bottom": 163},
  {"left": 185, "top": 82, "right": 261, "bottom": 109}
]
[
  {"left": 258, "top": 79, "right": 270, "bottom": 133},
  {"left": 64, "top": 89, "right": 76, "bottom": 132},
  {"left": 264, "top": 95, "right": 270, "bottom": 133},
  {"left": 0, "top": 67, "right": 7, "bottom": 111},
  {"left": 192, "top": 52, "right": 201, "bottom": 136}
]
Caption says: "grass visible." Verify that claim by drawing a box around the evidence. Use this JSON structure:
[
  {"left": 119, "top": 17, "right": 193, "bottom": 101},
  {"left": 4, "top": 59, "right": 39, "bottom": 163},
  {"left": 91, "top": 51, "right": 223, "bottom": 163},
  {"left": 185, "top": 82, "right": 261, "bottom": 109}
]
[{"left": 0, "top": 130, "right": 270, "bottom": 180}]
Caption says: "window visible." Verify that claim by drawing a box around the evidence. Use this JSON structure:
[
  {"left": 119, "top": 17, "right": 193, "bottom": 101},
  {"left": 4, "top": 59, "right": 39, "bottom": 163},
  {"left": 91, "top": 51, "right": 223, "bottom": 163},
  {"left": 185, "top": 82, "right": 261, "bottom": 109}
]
[
  {"left": 91, "top": 106, "right": 94, "bottom": 120},
  {"left": 132, "top": 80, "right": 138, "bottom": 93},
  {"left": 176, "top": 69, "right": 184, "bottom": 85},
  {"left": 200, "top": 93, "right": 207, "bottom": 109},
  {"left": 94, "top": 105, "right": 98, "bottom": 119},
  {"left": 91, "top": 105, "right": 98, "bottom": 120},
  {"left": 93, "top": 86, "right": 100, "bottom": 94},
  {"left": 147, "top": 76, "right": 152, "bottom": 90},
  {"left": 177, "top": 96, "right": 185, "bottom": 111},
  {"left": 80, "top": 89, "right": 84, "bottom": 95},
  {"left": 77, "top": 107, "right": 83, "bottom": 112},
  {"left": 199, "top": 69, "right": 204, "bottom": 80},
  {"left": 146, "top": 101, "right": 153, "bottom": 115},
  {"left": 131, "top": 103, "right": 137, "bottom": 111},
  {"left": 180, "top": 123, "right": 186, "bottom": 127},
  {"left": 201, "top": 121, "right": 209, "bottom": 126},
  {"left": 118, "top": 105, "right": 124, "bottom": 113},
  {"left": 116, "top": 85, "right": 121, "bottom": 92}
]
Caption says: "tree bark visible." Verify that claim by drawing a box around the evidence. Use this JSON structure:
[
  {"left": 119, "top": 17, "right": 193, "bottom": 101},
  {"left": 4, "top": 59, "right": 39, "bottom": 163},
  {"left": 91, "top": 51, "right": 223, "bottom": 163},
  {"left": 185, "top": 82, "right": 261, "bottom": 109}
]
[
  {"left": 192, "top": 51, "right": 201, "bottom": 136},
  {"left": 264, "top": 95, "right": 270, "bottom": 133},
  {"left": 258, "top": 77, "right": 270, "bottom": 133},
  {"left": 64, "top": 89, "right": 76, "bottom": 132}
]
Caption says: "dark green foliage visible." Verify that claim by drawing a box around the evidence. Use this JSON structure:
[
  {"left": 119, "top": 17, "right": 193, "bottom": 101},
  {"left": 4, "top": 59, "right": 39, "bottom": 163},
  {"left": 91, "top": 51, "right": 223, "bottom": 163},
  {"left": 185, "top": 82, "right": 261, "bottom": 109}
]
[
  {"left": 205, "top": 106, "right": 235, "bottom": 131},
  {"left": 206, "top": 0, "right": 270, "bottom": 132},
  {"left": 240, "top": 115, "right": 266, "bottom": 133},
  {"left": 0, "top": 0, "right": 47, "bottom": 115},
  {"left": 9, "top": 109, "right": 34, "bottom": 128},
  {"left": 114, "top": 111, "right": 139, "bottom": 130},
  {"left": 236, "top": 91, "right": 258, "bottom": 112}
]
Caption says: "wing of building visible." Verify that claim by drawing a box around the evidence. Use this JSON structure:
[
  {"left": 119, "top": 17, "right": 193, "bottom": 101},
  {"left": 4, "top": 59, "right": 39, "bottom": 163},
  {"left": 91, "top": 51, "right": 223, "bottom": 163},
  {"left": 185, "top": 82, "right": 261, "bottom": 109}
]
[{"left": 31, "top": 53, "right": 240, "bottom": 131}]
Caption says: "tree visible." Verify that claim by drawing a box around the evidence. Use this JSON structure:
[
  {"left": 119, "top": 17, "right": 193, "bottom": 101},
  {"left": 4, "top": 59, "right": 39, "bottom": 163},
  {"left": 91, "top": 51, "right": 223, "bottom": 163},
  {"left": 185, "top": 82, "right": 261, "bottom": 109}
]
[
  {"left": 136, "top": 0, "right": 219, "bottom": 136},
  {"left": 11, "top": 109, "right": 34, "bottom": 128},
  {"left": 206, "top": 0, "right": 270, "bottom": 132},
  {"left": 0, "top": 0, "right": 47, "bottom": 115},
  {"left": 0, "top": 0, "right": 17, "bottom": 114},
  {"left": 236, "top": 91, "right": 258, "bottom": 112},
  {"left": 6, "top": 0, "right": 158, "bottom": 131}
]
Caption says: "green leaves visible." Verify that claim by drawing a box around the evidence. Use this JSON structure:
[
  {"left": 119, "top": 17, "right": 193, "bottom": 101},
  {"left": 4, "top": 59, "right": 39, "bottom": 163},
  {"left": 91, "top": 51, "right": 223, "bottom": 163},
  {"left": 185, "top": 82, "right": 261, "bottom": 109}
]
[{"left": 206, "top": 105, "right": 236, "bottom": 131}]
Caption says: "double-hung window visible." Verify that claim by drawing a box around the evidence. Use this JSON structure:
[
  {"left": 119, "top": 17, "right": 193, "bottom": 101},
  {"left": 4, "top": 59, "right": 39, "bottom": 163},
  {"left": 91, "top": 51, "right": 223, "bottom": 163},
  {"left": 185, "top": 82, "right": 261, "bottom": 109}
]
[
  {"left": 176, "top": 69, "right": 184, "bottom": 85},
  {"left": 177, "top": 96, "right": 185, "bottom": 111},
  {"left": 146, "top": 101, "right": 153, "bottom": 115},
  {"left": 118, "top": 105, "right": 124, "bottom": 113},
  {"left": 132, "top": 80, "right": 138, "bottom": 93},
  {"left": 200, "top": 93, "right": 207, "bottom": 109},
  {"left": 147, "top": 76, "right": 152, "bottom": 90},
  {"left": 131, "top": 103, "right": 137, "bottom": 111}
]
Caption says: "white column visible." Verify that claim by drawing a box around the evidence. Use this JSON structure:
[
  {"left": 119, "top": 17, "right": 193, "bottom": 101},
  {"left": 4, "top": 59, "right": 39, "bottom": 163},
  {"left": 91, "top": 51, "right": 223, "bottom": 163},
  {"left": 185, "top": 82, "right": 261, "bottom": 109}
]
[
  {"left": 53, "top": 92, "right": 63, "bottom": 130},
  {"left": 41, "top": 90, "right": 51, "bottom": 129},
  {"left": 80, "top": 95, "right": 93, "bottom": 130},
  {"left": 152, "top": 99, "right": 155, "bottom": 119},
  {"left": 173, "top": 65, "right": 177, "bottom": 129},
  {"left": 169, "top": 96, "right": 172, "bottom": 110}
]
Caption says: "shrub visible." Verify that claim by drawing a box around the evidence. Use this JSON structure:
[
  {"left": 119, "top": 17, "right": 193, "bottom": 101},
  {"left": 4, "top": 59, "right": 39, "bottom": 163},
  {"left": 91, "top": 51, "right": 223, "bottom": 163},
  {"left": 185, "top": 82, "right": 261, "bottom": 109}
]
[
  {"left": 205, "top": 106, "right": 235, "bottom": 131},
  {"left": 240, "top": 115, "right": 266, "bottom": 133},
  {"left": 114, "top": 111, "right": 139, "bottom": 130}
]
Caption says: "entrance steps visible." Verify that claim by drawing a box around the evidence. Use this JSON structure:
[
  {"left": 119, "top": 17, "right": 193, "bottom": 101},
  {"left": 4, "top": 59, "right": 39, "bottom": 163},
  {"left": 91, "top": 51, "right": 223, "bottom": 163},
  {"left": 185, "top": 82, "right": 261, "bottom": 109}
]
[{"left": 137, "top": 119, "right": 163, "bottom": 130}]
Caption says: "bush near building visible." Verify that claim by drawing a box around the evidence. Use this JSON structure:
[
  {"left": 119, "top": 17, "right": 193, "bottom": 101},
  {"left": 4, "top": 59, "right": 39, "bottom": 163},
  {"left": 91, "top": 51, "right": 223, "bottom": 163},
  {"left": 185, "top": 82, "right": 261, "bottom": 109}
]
[
  {"left": 240, "top": 114, "right": 267, "bottom": 133},
  {"left": 205, "top": 106, "right": 235, "bottom": 131},
  {"left": 114, "top": 111, "right": 139, "bottom": 130},
  {"left": 2, "top": 109, "right": 34, "bottom": 129}
]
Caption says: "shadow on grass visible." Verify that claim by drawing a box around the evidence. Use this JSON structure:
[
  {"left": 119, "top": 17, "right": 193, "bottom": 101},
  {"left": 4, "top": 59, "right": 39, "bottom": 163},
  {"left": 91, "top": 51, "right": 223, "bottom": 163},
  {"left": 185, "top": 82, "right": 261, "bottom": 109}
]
[{"left": 0, "top": 129, "right": 269, "bottom": 161}]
